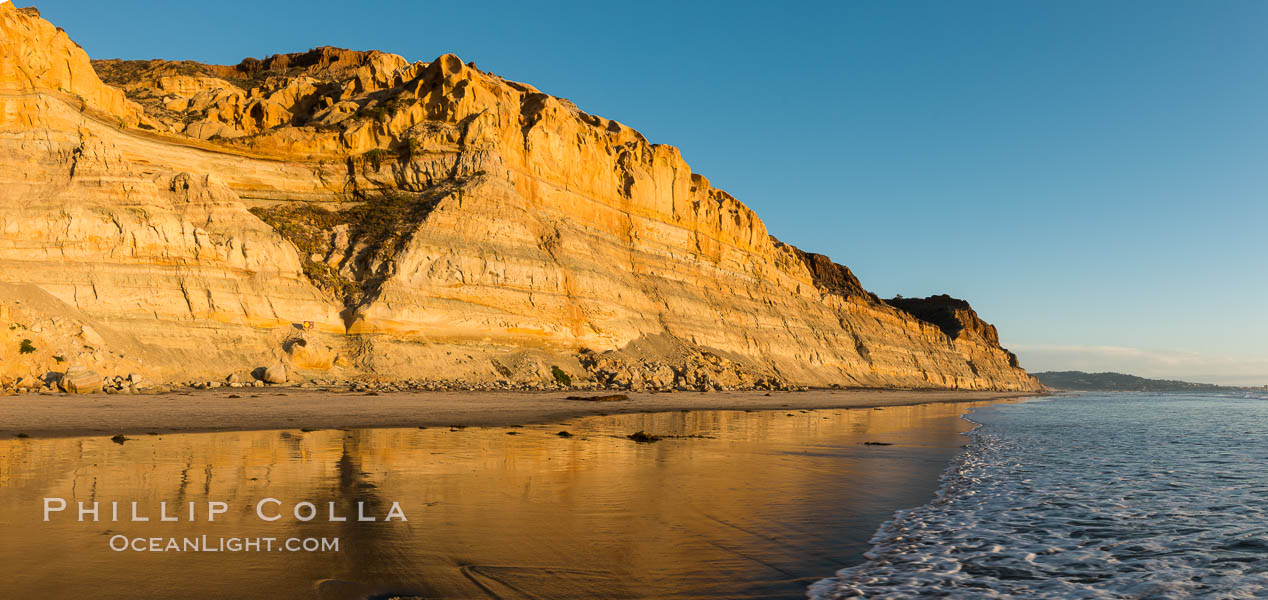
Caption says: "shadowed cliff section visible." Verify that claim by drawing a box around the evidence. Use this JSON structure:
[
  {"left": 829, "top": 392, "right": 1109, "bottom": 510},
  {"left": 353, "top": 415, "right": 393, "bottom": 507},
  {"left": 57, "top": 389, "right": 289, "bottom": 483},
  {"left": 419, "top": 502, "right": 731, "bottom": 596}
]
[
  {"left": 886, "top": 295, "right": 1020, "bottom": 368},
  {"left": 774, "top": 238, "right": 876, "bottom": 301},
  {"left": 0, "top": 2, "right": 1041, "bottom": 392},
  {"left": 886, "top": 295, "right": 980, "bottom": 341}
]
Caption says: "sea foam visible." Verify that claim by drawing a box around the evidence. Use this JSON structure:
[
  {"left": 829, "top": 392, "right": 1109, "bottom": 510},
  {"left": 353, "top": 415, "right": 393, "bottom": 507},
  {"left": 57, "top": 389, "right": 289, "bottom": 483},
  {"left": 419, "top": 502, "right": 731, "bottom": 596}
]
[{"left": 809, "top": 393, "right": 1268, "bottom": 599}]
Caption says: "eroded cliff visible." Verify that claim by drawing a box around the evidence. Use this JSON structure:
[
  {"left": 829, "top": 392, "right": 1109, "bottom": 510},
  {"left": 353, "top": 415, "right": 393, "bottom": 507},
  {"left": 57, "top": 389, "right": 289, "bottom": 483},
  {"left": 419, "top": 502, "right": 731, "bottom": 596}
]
[{"left": 0, "top": 3, "right": 1040, "bottom": 392}]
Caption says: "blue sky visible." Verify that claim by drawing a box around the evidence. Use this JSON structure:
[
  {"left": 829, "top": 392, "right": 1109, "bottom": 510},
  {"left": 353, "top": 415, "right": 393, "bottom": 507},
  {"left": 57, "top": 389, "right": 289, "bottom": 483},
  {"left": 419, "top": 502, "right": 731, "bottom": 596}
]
[{"left": 33, "top": 1, "right": 1268, "bottom": 384}]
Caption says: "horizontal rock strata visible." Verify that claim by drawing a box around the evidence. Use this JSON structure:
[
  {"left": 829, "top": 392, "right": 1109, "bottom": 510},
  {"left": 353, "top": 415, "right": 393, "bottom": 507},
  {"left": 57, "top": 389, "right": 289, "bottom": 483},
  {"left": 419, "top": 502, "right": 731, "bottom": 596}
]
[{"left": 0, "top": 2, "right": 1039, "bottom": 392}]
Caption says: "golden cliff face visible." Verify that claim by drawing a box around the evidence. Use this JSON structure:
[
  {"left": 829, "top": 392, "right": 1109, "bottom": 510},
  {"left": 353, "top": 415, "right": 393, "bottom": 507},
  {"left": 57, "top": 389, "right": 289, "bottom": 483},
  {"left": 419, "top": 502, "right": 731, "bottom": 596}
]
[{"left": 0, "top": 3, "right": 1040, "bottom": 391}]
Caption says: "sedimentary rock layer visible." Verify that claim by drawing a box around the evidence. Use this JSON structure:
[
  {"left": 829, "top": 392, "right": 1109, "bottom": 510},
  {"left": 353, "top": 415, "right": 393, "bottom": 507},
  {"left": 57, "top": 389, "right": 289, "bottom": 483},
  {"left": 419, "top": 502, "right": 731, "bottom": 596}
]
[{"left": 0, "top": 2, "right": 1039, "bottom": 391}]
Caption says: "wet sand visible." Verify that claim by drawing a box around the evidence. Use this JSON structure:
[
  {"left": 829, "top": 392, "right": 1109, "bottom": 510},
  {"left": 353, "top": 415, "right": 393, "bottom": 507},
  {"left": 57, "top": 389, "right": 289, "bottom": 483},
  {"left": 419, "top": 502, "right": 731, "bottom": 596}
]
[
  {"left": 0, "top": 388, "right": 1035, "bottom": 438},
  {"left": 0, "top": 400, "right": 1009, "bottom": 599}
]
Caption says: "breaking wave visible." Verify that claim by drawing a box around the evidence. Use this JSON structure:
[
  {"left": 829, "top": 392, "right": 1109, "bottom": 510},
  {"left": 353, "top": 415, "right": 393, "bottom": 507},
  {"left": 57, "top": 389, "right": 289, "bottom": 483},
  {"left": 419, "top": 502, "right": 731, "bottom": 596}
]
[{"left": 809, "top": 393, "right": 1268, "bottom": 599}]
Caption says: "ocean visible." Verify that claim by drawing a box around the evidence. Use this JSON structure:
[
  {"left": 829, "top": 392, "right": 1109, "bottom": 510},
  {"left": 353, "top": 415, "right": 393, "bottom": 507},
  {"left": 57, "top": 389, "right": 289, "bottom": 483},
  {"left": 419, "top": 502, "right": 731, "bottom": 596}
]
[{"left": 809, "top": 392, "right": 1268, "bottom": 599}]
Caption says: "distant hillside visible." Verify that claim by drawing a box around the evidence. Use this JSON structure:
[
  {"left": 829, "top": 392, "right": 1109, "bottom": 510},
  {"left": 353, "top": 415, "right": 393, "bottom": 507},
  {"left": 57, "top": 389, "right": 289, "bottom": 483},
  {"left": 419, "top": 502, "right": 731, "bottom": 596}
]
[{"left": 1034, "top": 371, "right": 1258, "bottom": 392}]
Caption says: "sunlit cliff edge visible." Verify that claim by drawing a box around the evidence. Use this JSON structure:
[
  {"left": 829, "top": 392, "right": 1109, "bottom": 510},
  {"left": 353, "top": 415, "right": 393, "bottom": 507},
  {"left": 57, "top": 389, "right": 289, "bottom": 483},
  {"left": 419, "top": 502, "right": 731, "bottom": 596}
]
[{"left": 0, "top": 3, "right": 1040, "bottom": 392}]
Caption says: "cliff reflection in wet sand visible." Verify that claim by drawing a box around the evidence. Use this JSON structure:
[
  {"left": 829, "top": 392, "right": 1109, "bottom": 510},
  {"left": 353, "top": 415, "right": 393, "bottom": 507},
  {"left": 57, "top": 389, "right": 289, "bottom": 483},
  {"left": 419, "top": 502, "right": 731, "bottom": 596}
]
[{"left": 0, "top": 401, "right": 999, "bottom": 599}]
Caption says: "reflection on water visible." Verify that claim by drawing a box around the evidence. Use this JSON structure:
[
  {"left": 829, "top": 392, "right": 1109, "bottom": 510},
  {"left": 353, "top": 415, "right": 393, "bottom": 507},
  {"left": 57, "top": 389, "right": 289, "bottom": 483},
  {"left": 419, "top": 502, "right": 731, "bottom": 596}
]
[{"left": 0, "top": 401, "right": 997, "bottom": 599}]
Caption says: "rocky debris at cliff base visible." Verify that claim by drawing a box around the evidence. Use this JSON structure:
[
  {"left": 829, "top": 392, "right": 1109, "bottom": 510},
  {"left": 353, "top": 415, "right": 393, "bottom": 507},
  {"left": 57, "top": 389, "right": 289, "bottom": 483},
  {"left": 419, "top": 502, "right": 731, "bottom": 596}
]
[
  {"left": 576, "top": 342, "right": 787, "bottom": 393},
  {"left": 100, "top": 373, "right": 151, "bottom": 394},
  {"left": 283, "top": 335, "right": 345, "bottom": 370},
  {"left": 57, "top": 366, "right": 101, "bottom": 394},
  {"left": 264, "top": 364, "right": 289, "bottom": 384},
  {"left": 249, "top": 364, "right": 289, "bottom": 385},
  {"left": 0, "top": 369, "right": 803, "bottom": 396}
]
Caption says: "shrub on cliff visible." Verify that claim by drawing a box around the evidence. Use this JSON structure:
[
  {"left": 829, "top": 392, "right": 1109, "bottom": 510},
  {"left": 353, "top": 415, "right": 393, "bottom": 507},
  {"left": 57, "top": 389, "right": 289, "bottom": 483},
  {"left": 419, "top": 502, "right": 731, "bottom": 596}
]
[
  {"left": 361, "top": 148, "right": 391, "bottom": 170},
  {"left": 551, "top": 366, "right": 572, "bottom": 387}
]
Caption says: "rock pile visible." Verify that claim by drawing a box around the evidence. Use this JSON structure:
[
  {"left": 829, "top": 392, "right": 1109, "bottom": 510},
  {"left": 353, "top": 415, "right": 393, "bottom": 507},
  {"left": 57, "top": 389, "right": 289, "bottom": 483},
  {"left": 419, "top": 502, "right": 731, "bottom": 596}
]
[
  {"left": 97, "top": 373, "right": 152, "bottom": 394},
  {"left": 577, "top": 348, "right": 786, "bottom": 392}
]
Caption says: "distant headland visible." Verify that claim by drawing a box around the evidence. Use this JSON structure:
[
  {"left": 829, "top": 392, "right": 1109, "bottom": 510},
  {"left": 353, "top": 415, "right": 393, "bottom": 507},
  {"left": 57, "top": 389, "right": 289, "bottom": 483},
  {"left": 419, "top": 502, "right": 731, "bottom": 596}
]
[{"left": 1034, "top": 371, "right": 1267, "bottom": 393}]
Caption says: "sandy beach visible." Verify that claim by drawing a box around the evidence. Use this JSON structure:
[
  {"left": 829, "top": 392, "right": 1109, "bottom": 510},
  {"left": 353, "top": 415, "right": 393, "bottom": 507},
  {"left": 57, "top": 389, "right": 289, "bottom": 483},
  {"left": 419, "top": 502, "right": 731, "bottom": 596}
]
[
  {"left": 0, "top": 388, "right": 1038, "bottom": 439},
  {"left": 0, "top": 398, "right": 1015, "bottom": 599},
  {"left": 0, "top": 387, "right": 1040, "bottom": 597}
]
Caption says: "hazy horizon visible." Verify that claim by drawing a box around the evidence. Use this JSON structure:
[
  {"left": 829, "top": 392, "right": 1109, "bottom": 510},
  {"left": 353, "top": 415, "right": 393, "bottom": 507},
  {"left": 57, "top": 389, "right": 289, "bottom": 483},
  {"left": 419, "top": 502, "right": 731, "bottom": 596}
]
[
  {"left": 28, "top": 0, "right": 1267, "bottom": 385},
  {"left": 1020, "top": 345, "right": 1268, "bottom": 387}
]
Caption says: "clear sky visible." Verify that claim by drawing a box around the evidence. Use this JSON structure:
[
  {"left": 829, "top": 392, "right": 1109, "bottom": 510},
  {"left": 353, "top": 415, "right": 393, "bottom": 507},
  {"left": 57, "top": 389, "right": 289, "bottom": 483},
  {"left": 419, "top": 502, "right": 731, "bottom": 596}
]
[{"left": 31, "top": 0, "right": 1268, "bottom": 385}]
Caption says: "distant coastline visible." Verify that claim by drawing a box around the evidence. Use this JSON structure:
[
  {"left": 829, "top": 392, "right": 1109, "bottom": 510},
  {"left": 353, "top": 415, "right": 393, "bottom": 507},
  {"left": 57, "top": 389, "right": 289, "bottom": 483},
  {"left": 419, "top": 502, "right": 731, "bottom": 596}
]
[{"left": 1034, "top": 370, "right": 1267, "bottom": 393}]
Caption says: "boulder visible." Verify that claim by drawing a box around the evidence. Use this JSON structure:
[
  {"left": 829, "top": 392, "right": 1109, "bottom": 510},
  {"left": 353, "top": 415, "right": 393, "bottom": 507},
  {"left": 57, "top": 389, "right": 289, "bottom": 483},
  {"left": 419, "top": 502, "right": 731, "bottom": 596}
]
[
  {"left": 58, "top": 366, "right": 101, "bottom": 394},
  {"left": 126, "top": 373, "right": 148, "bottom": 391},
  {"left": 283, "top": 337, "right": 338, "bottom": 370},
  {"left": 261, "top": 364, "right": 288, "bottom": 384},
  {"left": 78, "top": 325, "right": 105, "bottom": 346},
  {"left": 648, "top": 365, "right": 675, "bottom": 390}
]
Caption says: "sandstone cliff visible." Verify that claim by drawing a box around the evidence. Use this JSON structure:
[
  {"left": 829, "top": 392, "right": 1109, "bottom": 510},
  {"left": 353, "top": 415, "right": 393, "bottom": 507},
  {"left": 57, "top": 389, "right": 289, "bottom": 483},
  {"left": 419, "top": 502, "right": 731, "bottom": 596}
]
[{"left": 0, "top": 2, "right": 1040, "bottom": 392}]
